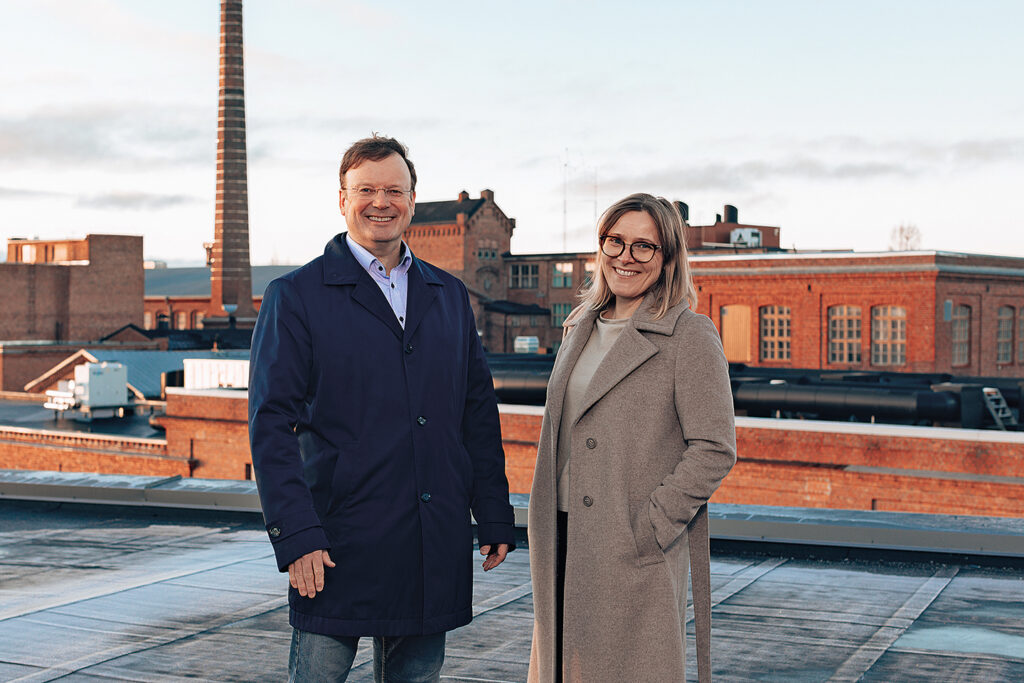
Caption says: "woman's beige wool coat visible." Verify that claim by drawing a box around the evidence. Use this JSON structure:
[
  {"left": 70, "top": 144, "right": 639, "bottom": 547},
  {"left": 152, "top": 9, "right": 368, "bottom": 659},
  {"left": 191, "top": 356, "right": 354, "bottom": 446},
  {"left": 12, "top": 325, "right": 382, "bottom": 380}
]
[{"left": 527, "top": 298, "right": 736, "bottom": 683}]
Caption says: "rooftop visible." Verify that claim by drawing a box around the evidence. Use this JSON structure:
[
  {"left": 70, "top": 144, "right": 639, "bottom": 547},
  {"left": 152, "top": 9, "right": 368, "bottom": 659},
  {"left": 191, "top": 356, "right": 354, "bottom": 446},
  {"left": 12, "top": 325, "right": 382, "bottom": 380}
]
[
  {"left": 410, "top": 197, "right": 486, "bottom": 226},
  {"left": 145, "top": 266, "right": 297, "bottom": 298},
  {"left": 1, "top": 478, "right": 1022, "bottom": 681}
]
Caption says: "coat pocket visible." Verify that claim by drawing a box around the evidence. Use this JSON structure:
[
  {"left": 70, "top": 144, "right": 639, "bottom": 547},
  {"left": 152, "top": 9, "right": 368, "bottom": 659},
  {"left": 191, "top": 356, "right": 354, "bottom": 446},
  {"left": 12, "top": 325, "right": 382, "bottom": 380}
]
[{"left": 629, "top": 501, "right": 665, "bottom": 567}]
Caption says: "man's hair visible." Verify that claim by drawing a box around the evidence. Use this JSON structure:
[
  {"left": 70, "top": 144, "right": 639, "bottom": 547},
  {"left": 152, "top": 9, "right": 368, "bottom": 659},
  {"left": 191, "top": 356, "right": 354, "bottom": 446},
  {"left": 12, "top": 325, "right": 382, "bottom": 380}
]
[
  {"left": 579, "top": 193, "right": 697, "bottom": 320},
  {"left": 339, "top": 134, "right": 417, "bottom": 191}
]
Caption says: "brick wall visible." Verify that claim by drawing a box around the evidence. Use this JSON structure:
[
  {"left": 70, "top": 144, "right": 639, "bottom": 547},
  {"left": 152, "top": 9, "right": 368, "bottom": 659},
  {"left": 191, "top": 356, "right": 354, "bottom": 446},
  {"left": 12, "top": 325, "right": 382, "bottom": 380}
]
[
  {"left": 6, "top": 391, "right": 1024, "bottom": 519},
  {"left": 0, "top": 425, "right": 185, "bottom": 476},
  {"left": 495, "top": 406, "right": 1024, "bottom": 518},
  {"left": 160, "top": 388, "right": 251, "bottom": 480},
  {"left": 0, "top": 235, "right": 143, "bottom": 343},
  {"left": 717, "top": 418, "right": 1024, "bottom": 516}
]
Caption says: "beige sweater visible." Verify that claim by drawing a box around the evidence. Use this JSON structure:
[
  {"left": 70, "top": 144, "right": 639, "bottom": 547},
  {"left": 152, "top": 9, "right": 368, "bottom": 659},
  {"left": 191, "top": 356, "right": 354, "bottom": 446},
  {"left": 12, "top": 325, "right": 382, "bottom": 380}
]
[{"left": 555, "top": 314, "right": 628, "bottom": 511}]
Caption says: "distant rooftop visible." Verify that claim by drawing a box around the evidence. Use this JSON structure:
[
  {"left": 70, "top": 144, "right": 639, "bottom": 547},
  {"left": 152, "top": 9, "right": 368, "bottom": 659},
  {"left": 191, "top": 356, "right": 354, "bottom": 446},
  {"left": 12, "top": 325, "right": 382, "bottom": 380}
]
[
  {"left": 145, "top": 265, "right": 297, "bottom": 298},
  {"left": 410, "top": 196, "right": 486, "bottom": 226}
]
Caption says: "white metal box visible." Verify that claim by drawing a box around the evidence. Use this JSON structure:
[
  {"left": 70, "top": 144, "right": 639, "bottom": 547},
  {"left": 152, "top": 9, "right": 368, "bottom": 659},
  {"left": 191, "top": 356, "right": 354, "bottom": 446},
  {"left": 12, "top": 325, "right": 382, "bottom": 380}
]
[{"left": 73, "top": 362, "right": 128, "bottom": 409}]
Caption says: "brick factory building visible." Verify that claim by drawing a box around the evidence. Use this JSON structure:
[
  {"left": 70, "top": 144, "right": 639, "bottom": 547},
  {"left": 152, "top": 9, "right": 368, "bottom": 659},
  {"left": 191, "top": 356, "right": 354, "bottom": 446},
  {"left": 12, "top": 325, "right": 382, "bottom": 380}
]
[
  {"left": 694, "top": 251, "right": 1024, "bottom": 377},
  {"left": 0, "top": 235, "right": 150, "bottom": 392},
  {"left": 138, "top": 191, "right": 1024, "bottom": 377},
  {"left": 2, "top": 235, "right": 143, "bottom": 342}
]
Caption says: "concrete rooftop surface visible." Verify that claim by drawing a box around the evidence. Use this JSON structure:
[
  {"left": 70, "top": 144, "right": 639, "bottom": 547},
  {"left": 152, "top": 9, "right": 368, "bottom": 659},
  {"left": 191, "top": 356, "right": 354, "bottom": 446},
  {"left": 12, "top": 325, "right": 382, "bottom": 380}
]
[{"left": 1, "top": 500, "right": 1023, "bottom": 682}]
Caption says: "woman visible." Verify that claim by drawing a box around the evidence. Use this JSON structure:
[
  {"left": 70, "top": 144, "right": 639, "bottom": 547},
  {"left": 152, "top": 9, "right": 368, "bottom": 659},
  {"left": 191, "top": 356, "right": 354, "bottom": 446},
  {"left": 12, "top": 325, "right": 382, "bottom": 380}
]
[{"left": 528, "top": 193, "right": 736, "bottom": 683}]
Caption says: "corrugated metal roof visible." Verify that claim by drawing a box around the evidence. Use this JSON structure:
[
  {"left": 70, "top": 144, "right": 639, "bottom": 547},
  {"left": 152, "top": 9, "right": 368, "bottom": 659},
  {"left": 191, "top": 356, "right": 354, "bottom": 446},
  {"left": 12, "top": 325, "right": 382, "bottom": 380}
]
[
  {"left": 85, "top": 349, "right": 250, "bottom": 398},
  {"left": 144, "top": 265, "right": 298, "bottom": 297}
]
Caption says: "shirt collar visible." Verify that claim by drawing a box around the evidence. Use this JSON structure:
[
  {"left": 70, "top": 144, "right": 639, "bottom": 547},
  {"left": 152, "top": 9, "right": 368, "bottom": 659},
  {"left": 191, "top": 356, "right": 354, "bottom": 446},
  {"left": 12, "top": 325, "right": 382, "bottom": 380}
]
[{"left": 346, "top": 235, "right": 413, "bottom": 276}]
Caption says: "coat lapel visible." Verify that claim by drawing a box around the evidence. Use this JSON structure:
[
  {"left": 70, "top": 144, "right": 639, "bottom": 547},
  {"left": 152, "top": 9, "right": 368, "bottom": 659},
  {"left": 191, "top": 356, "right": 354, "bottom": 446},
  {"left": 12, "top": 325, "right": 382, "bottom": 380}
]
[
  {"left": 573, "top": 295, "right": 688, "bottom": 426},
  {"left": 573, "top": 324, "right": 657, "bottom": 424},
  {"left": 322, "top": 233, "right": 404, "bottom": 341},
  {"left": 403, "top": 257, "right": 442, "bottom": 341}
]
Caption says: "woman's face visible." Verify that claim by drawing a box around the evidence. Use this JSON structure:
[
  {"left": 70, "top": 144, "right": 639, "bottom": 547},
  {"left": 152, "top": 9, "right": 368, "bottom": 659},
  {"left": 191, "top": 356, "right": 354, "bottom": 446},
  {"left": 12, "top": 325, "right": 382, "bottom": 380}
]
[{"left": 600, "top": 210, "right": 664, "bottom": 311}]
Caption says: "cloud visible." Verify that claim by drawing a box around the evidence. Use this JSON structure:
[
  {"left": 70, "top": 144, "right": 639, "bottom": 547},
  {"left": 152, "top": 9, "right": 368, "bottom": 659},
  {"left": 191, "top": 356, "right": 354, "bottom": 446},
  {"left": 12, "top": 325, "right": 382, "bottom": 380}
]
[
  {"left": 0, "top": 104, "right": 210, "bottom": 167},
  {"left": 590, "top": 157, "right": 914, "bottom": 195},
  {"left": 586, "top": 135, "right": 1024, "bottom": 196},
  {"left": 0, "top": 186, "right": 67, "bottom": 199},
  {"left": 950, "top": 138, "right": 1024, "bottom": 164},
  {"left": 76, "top": 191, "right": 200, "bottom": 210}
]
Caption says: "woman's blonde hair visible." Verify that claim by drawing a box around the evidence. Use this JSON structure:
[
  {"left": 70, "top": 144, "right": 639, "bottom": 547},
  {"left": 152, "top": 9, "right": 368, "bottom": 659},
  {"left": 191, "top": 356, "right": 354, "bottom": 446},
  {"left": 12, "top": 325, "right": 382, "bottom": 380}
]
[{"left": 579, "top": 193, "right": 697, "bottom": 320}]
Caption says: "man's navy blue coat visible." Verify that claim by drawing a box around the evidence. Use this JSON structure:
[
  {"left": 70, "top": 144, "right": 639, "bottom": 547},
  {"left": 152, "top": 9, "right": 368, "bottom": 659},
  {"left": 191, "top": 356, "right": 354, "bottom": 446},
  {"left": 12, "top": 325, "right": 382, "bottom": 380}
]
[{"left": 248, "top": 233, "right": 515, "bottom": 637}]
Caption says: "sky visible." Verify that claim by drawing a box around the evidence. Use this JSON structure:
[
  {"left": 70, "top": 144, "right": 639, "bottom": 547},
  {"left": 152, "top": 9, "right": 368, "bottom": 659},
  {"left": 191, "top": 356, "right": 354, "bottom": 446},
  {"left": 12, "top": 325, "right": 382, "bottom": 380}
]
[{"left": 1, "top": 0, "right": 1022, "bottom": 266}]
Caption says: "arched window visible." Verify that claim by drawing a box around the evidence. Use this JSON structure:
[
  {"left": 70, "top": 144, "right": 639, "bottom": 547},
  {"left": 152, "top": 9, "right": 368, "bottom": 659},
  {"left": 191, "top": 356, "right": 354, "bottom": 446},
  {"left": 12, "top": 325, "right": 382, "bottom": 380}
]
[
  {"left": 827, "top": 305, "right": 861, "bottom": 364},
  {"left": 871, "top": 306, "right": 906, "bottom": 366}
]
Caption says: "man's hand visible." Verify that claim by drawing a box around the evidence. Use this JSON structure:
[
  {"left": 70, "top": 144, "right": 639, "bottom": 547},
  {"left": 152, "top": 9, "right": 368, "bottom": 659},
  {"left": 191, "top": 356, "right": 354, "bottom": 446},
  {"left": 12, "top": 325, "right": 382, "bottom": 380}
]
[
  {"left": 288, "top": 549, "right": 335, "bottom": 598},
  {"left": 479, "top": 543, "right": 509, "bottom": 571}
]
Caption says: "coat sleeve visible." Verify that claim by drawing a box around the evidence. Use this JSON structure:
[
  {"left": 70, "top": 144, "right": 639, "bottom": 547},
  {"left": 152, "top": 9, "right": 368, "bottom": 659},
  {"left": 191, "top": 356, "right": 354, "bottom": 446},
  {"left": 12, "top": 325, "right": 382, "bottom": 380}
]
[
  {"left": 248, "top": 277, "right": 331, "bottom": 571},
  {"left": 458, "top": 284, "right": 516, "bottom": 551},
  {"left": 648, "top": 313, "right": 737, "bottom": 551}
]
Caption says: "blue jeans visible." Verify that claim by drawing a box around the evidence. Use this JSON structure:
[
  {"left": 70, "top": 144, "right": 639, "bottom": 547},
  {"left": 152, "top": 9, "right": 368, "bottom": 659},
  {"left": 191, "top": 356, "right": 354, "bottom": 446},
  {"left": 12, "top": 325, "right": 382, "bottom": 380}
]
[{"left": 288, "top": 628, "right": 446, "bottom": 682}]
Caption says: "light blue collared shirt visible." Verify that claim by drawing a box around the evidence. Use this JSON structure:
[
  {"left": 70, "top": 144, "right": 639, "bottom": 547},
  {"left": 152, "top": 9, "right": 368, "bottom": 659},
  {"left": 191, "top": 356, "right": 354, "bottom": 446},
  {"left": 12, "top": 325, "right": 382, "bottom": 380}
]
[{"left": 347, "top": 235, "right": 413, "bottom": 329}]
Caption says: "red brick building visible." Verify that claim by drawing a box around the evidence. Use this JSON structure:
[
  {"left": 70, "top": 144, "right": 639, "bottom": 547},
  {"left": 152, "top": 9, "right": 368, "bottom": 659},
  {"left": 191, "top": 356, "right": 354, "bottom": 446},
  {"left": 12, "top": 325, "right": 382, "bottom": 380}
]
[
  {"left": 693, "top": 251, "right": 1024, "bottom": 377},
  {"left": 2, "top": 235, "right": 143, "bottom": 342}
]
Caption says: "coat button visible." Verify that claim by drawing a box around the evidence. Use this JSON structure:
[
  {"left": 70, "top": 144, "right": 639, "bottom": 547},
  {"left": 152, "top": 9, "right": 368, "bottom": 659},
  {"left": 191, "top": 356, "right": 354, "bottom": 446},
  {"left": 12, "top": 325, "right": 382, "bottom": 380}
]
[
  {"left": 405, "top": 343, "right": 414, "bottom": 354},
  {"left": 582, "top": 496, "right": 593, "bottom": 507},
  {"left": 586, "top": 438, "right": 597, "bottom": 449},
  {"left": 420, "top": 492, "right": 432, "bottom": 502},
  {"left": 268, "top": 527, "right": 281, "bottom": 538},
  {"left": 417, "top": 416, "right": 427, "bottom": 425}
]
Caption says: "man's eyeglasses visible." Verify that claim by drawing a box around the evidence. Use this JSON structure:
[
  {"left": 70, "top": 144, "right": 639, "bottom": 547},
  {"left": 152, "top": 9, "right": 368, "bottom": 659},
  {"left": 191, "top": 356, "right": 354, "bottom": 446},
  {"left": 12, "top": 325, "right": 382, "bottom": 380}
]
[
  {"left": 600, "top": 235, "right": 662, "bottom": 263},
  {"left": 344, "top": 187, "right": 413, "bottom": 201}
]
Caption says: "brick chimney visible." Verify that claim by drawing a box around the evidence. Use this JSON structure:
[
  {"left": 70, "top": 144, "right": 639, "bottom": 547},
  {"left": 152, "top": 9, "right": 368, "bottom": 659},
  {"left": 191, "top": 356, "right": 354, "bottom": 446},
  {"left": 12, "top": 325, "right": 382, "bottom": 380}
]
[
  {"left": 210, "top": 0, "right": 255, "bottom": 319},
  {"left": 458, "top": 190, "right": 470, "bottom": 202}
]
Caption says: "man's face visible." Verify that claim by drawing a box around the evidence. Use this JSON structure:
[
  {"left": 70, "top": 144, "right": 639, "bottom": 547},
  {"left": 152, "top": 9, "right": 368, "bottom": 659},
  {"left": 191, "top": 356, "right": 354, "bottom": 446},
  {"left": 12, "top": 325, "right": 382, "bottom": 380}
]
[{"left": 339, "top": 153, "right": 416, "bottom": 254}]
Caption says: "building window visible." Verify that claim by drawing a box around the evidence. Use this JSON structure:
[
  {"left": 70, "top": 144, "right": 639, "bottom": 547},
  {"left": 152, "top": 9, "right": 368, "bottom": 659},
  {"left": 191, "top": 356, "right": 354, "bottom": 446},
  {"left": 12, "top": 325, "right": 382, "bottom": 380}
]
[
  {"left": 583, "top": 261, "right": 596, "bottom": 288},
  {"left": 176, "top": 311, "right": 188, "bottom": 330},
  {"left": 529, "top": 315, "right": 539, "bottom": 327},
  {"left": 1019, "top": 307, "right": 1024, "bottom": 364},
  {"left": 759, "top": 306, "right": 791, "bottom": 361},
  {"left": 997, "top": 306, "right": 1014, "bottom": 364},
  {"left": 509, "top": 264, "right": 538, "bottom": 288},
  {"left": 951, "top": 304, "right": 971, "bottom": 366},
  {"left": 551, "top": 303, "right": 572, "bottom": 327},
  {"left": 871, "top": 306, "right": 907, "bottom": 366},
  {"left": 144, "top": 312, "right": 153, "bottom": 330},
  {"left": 827, "top": 305, "right": 861, "bottom": 363},
  {"left": 477, "top": 239, "right": 498, "bottom": 260},
  {"left": 196, "top": 312, "right": 205, "bottom": 329},
  {"left": 552, "top": 262, "right": 573, "bottom": 288},
  {"left": 509, "top": 315, "right": 521, "bottom": 327}
]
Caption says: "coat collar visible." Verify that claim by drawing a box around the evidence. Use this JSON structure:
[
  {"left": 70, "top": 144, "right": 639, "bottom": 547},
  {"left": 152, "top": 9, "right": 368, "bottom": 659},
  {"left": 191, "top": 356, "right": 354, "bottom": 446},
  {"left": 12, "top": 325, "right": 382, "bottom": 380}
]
[
  {"left": 549, "top": 293, "right": 689, "bottom": 426},
  {"left": 320, "top": 233, "right": 443, "bottom": 341}
]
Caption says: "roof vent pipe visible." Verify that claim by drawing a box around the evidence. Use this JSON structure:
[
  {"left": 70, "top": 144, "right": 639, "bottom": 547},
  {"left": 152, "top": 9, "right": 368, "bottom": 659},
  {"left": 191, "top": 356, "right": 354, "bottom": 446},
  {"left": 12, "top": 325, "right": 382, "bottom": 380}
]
[{"left": 724, "top": 205, "right": 738, "bottom": 223}]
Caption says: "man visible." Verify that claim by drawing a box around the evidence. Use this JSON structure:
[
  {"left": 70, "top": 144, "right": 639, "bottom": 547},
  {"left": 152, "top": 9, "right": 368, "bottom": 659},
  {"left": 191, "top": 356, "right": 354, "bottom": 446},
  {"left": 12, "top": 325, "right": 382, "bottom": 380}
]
[{"left": 249, "top": 135, "right": 515, "bottom": 682}]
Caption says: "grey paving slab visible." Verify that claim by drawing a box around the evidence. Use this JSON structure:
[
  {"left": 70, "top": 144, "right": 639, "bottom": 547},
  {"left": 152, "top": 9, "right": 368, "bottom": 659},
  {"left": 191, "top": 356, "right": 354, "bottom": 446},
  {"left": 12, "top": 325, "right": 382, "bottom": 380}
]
[{"left": 77, "top": 631, "right": 289, "bottom": 683}]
